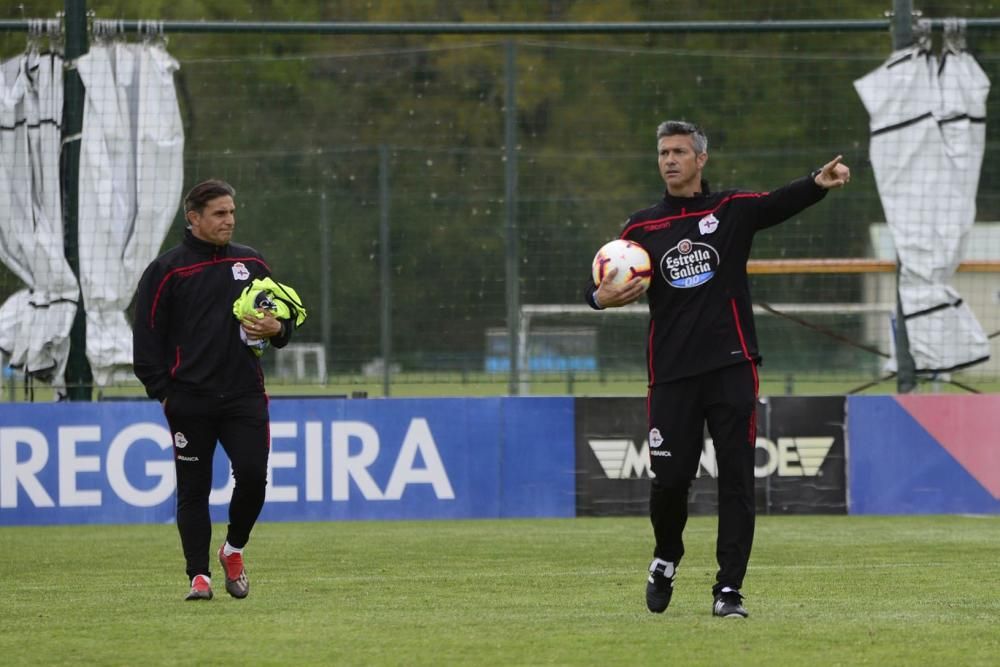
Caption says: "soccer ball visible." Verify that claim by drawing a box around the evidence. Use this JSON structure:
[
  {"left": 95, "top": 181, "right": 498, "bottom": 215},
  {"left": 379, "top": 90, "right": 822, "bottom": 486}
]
[{"left": 592, "top": 239, "right": 653, "bottom": 291}]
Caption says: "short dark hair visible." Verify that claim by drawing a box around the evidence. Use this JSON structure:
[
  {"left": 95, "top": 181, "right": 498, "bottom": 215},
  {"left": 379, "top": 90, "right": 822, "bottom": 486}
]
[
  {"left": 183, "top": 179, "right": 236, "bottom": 214},
  {"left": 656, "top": 120, "right": 708, "bottom": 154}
]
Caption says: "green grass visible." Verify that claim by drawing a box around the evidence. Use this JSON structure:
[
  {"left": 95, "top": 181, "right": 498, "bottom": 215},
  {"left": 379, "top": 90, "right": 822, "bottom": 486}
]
[
  {"left": 8, "top": 370, "right": 1000, "bottom": 402},
  {"left": 2, "top": 516, "right": 999, "bottom": 665}
]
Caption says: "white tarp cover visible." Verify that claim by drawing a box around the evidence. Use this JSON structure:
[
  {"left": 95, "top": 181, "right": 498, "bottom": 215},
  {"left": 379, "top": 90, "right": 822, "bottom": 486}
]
[
  {"left": 76, "top": 43, "right": 183, "bottom": 386},
  {"left": 854, "top": 38, "right": 990, "bottom": 373},
  {"left": 0, "top": 50, "right": 78, "bottom": 393}
]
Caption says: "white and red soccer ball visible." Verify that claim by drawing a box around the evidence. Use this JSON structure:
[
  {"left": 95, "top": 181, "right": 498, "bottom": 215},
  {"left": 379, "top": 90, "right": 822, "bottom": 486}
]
[{"left": 591, "top": 239, "right": 653, "bottom": 292}]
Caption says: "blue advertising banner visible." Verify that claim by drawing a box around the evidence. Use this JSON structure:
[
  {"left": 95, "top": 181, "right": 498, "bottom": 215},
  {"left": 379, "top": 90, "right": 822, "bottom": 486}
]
[
  {"left": 847, "top": 395, "right": 1000, "bottom": 514},
  {"left": 0, "top": 397, "right": 575, "bottom": 525}
]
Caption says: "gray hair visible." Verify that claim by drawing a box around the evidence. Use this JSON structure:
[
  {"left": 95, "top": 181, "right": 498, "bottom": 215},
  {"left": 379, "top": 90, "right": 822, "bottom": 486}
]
[{"left": 656, "top": 120, "right": 708, "bottom": 155}]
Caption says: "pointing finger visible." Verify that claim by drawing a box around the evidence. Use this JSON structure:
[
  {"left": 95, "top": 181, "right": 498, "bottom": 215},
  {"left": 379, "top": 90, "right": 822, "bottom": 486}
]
[{"left": 824, "top": 155, "right": 843, "bottom": 171}]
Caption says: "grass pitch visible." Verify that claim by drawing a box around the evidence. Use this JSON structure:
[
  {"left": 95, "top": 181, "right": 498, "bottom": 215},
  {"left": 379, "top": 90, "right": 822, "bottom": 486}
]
[
  {"left": 17, "top": 370, "right": 1000, "bottom": 403},
  {"left": 2, "top": 515, "right": 998, "bottom": 666}
]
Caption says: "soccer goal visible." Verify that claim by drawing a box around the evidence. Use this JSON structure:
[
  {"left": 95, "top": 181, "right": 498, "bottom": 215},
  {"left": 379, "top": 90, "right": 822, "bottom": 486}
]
[
  {"left": 519, "top": 249, "right": 1000, "bottom": 394},
  {"left": 516, "top": 299, "right": 896, "bottom": 395}
]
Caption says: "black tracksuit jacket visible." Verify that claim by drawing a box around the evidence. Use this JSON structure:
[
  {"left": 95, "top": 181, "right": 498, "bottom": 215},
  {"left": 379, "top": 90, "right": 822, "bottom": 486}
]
[
  {"left": 133, "top": 228, "right": 291, "bottom": 401},
  {"left": 587, "top": 174, "right": 827, "bottom": 385}
]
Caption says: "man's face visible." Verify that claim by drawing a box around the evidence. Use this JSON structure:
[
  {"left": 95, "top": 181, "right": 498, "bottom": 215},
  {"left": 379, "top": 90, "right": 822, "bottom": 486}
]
[
  {"left": 187, "top": 195, "right": 236, "bottom": 246},
  {"left": 657, "top": 134, "right": 707, "bottom": 195}
]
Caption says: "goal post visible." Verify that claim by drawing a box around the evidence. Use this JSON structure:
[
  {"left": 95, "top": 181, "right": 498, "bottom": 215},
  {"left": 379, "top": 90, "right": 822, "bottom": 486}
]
[{"left": 518, "top": 258, "right": 1000, "bottom": 395}]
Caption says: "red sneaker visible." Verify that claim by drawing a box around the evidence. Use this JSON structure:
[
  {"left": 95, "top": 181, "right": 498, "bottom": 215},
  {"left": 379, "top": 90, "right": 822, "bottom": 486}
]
[
  {"left": 218, "top": 546, "right": 250, "bottom": 599},
  {"left": 185, "top": 574, "right": 213, "bottom": 601}
]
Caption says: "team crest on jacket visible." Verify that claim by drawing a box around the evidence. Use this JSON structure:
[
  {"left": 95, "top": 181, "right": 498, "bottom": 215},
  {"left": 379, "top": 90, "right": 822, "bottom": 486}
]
[
  {"left": 698, "top": 214, "right": 719, "bottom": 235},
  {"left": 649, "top": 428, "right": 664, "bottom": 448},
  {"left": 661, "top": 239, "right": 720, "bottom": 288},
  {"left": 231, "top": 262, "right": 250, "bottom": 280}
]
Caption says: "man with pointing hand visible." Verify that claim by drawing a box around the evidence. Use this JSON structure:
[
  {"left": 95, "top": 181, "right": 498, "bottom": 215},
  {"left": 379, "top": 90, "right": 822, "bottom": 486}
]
[{"left": 585, "top": 120, "right": 849, "bottom": 619}]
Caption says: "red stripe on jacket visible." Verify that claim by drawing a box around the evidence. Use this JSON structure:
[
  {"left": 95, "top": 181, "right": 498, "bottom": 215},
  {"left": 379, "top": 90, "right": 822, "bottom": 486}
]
[
  {"left": 621, "top": 192, "right": 767, "bottom": 238},
  {"left": 729, "top": 298, "right": 759, "bottom": 445},
  {"left": 148, "top": 256, "right": 270, "bottom": 328}
]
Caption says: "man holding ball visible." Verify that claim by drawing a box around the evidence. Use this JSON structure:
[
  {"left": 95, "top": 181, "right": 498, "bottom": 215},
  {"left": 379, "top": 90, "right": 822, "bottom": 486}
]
[{"left": 585, "top": 120, "right": 849, "bottom": 618}]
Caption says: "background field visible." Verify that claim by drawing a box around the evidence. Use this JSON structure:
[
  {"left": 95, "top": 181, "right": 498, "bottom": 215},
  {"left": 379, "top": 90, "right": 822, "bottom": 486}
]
[
  {"left": 3, "top": 1, "right": 1000, "bottom": 399},
  {"left": 11, "top": 371, "right": 995, "bottom": 404},
  {"left": 2, "top": 515, "right": 998, "bottom": 666}
]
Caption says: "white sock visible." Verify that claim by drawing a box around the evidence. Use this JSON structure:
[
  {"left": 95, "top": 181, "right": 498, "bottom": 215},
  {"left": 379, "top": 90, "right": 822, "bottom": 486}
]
[
  {"left": 649, "top": 558, "right": 675, "bottom": 578},
  {"left": 223, "top": 542, "right": 244, "bottom": 557}
]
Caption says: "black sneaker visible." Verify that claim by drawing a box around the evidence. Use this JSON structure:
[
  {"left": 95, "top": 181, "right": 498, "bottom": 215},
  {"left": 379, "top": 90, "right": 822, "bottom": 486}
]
[
  {"left": 645, "top": 558, "right": 675, "bottom": 613},
  {"left": 712, "top": 589, "right": 748, "bottom": 618}
]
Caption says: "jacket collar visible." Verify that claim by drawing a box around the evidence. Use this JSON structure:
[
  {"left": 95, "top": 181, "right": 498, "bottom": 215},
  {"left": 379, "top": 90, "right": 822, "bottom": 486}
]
[
  {"left": 182, "top": 227, "right": 228, "bottom": 255},
  {"left": 662, "top": 179, "right": 712, "bottom": 206}
]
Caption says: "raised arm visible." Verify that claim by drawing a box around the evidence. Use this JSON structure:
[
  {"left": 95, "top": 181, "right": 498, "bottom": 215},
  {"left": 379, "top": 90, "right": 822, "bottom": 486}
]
[{"left": 754, "top": 155, "right": 850, "bottom": 231}]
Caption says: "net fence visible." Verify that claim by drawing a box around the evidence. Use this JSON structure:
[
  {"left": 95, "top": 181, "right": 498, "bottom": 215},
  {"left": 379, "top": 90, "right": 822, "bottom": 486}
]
[{"left": 1, "top": 5, "right": 999, "bottom": 399}]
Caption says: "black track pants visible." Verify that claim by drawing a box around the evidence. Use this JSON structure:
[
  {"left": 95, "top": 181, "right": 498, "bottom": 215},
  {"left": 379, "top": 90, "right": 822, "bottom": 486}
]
[
  {"left": 164, "top": 391, "right": 270, "bottom": 580},
  {"left": 646, "top": 361, "right": 757, "bottom": 594}
]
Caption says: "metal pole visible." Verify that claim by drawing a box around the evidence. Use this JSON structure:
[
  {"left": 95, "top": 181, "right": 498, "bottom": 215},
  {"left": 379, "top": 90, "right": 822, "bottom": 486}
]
[
  {"left": 892, "top": 0, "right": 914, "bottom": 49},
  {"left": 3, "top": 17, "right": 1000, "bottom": 36},
  {"left": 61, "top": 0, "right": 92, "bottom": 401},
  {"left": 891, "top": 0, "right": 917, "bottom": 392},
  {"left": 504, "top": 41, "right": 520, "bottom": 395},
  {"left": 894, "top": 268, "right": 917, "bottom": 393},
  {"left": 319, "top": 192, "right": 331, "bottom": 384},
  {"left": 378, "top": 144, "right": 392, "bottom": 397},
  {"left": 49, "top": 18, "right": 1000, "bottom": 35}
]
